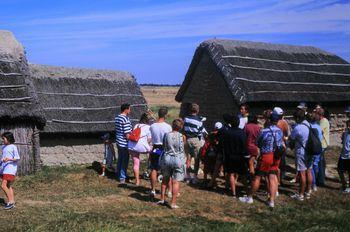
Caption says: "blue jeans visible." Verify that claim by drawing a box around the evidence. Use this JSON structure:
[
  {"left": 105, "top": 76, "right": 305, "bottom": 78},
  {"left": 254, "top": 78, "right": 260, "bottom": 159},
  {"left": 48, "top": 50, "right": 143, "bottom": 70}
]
[
  {"left": 116, "top": 145, "right": 129, "bottom": 181},
  {"left": 312, "top": 154, "right": 321, "bottom": 187},
  {"left": 317, "top": 149, "right": 327, "bottom": 186}
]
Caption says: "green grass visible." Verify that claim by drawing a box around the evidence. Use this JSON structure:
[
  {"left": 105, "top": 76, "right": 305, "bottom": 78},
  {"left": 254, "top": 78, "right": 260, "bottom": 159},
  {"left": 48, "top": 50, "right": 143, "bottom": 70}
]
[{"left": 1, "top": 148, "right": 350, "bottom": 231}]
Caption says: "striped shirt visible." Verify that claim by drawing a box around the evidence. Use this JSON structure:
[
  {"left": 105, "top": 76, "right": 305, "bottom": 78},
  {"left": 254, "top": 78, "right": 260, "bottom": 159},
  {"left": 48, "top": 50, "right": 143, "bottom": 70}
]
[
  {"left": 115, "top": 114, "right": 132, "bottom": 148},
  {"left": 184, "top": 115, "right": 204, "bottom": 138}
]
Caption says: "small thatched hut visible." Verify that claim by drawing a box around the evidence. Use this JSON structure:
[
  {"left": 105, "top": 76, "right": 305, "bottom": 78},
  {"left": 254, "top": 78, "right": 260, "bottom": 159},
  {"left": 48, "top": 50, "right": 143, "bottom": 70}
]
[
  {"left": 30, "top": 64, "right": 147, "bottom": 165},
  {"left": 0, "top": 30, "right": 45, "bottom": 174},
  {"left": 176, "top": 39, "right": 350, "bottom": 135}
]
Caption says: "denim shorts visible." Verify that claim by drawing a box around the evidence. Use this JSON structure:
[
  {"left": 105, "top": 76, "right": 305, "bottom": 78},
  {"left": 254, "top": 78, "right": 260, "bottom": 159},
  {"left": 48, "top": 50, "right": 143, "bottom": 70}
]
[
  {"left": 296, "top": 154, "right": 312, "bottom": 171},
  {"left": 160, "top": 154, "right": 186, "bottom": 182}
]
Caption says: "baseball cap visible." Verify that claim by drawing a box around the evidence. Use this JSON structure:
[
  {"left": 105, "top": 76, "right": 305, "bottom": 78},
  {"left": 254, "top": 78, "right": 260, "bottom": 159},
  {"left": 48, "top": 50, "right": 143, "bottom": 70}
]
[
  {"left": 297, "top": 102, "right": 307, "bottom": 110},
  {"left": 214, "top": 122, "right": 223, "bottom": 130},
  {"left": 273, "top": 107, "right": 284, "bottom": 116}
]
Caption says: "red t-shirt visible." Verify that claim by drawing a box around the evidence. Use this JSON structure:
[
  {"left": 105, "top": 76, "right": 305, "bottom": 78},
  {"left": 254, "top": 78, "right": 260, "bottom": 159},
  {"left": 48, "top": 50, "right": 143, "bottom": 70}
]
[{"left": 244, "top": 123, "right": 261, "bottom": 157}]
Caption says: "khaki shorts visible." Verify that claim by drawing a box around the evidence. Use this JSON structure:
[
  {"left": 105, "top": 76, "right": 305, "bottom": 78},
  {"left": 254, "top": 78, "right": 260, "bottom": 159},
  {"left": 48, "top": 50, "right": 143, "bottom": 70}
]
[{"left": 184, "top": 137, "right": 202, "bottom": 159}]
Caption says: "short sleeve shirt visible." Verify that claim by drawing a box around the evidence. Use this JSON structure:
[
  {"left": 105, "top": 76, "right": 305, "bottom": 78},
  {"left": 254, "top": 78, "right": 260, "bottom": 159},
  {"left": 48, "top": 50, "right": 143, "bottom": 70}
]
[
  {"left": 290, "top": 120, "right": 310, "bottom": 157},
  {"left": 257, "top": 125, "right": 283, "bottom": 154},
  {"left": 319, "top": 118, "right": 330, "bottom": 148},
  {"left": 150, "top": 122, "right": 172, "bottom": 145},
  {"left": 115, "top": 114, "right": 132, "bottom": 147},
  {"left": 1, "top": 144, "right": 20, "bottom": 175}
]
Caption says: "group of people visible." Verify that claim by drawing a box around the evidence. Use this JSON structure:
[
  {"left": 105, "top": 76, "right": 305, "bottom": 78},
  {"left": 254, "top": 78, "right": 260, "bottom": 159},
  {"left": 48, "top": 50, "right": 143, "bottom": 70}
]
[{"left": 112, "top": 102, "right": 350, "bottom": 209}]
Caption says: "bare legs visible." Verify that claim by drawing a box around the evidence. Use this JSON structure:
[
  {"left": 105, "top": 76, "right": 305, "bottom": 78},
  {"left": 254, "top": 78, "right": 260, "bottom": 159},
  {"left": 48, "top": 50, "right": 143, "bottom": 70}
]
[
  {"left": 298, "top": 169, "right": 313, "bottom": 196},
  {"left": 160, "top": 177, "right": 179, "bottom": 207},
  {"left": 1, "top": 180, "right": 14, "bottom": 204}
]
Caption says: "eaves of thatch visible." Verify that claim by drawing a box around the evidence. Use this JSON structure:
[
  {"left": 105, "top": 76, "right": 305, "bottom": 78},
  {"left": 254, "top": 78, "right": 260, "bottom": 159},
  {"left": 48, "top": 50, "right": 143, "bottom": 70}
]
[
  {"left": 30, "top": 64, "right": 148, "bottom": 134},
  {"left": 176, "top": 39, "right": 350, "bottom": 105},
  {"left": 0, "top": 30, "right": 45, "bottom": 128}
]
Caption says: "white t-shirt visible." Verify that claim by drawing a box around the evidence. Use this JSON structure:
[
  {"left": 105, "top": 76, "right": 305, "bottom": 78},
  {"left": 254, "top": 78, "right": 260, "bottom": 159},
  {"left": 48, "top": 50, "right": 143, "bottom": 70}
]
[
  {"left": 128, "top": 123, "right": 152, "bottom": 153},
  {"left": 1, "top": 144, "right": 20, "bottom": 175},
  {"left": 238, "top": 114, "right": 248, "bottom": 129},
  {"left": 150, "top": 122, "right": 172, "bottom": 145}
]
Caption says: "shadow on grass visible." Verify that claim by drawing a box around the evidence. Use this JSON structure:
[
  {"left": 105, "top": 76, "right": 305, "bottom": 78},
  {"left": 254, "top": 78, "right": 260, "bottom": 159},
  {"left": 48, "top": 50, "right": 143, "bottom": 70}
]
[{"left": 87, "top": 161, "right": 117, "bottom": 181}]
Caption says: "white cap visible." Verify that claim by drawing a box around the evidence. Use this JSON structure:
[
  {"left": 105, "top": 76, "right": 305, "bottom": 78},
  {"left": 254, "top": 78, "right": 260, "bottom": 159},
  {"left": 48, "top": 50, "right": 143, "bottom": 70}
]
[
  {"left": 214, "top": 122, "right": 223, "bottom": 130},
  {"left": 297, "top": 102, "right": 307, "bottom": 110},
  {"left": 273, "top": 107, "right": 283, "bottom": 116}
]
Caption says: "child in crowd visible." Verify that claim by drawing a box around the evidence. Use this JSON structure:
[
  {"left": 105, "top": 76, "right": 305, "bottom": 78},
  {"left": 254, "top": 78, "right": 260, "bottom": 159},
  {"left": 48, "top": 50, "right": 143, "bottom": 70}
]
[
  {"left": 101, "top": 133, "right": 116, "bottom": 176},
  {"left": 0, "top": 132, "right": 20, "bottom": 210},
  {"left": 200, "top": 122, "right": 222, "bottom": 183},
  {"left": 338, "top": 120, "right": 350, "bottom": 193}
]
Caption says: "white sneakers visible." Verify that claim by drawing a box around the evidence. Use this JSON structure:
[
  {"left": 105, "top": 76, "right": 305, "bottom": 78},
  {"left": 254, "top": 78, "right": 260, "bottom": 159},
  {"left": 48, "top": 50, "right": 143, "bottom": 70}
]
[
  {"left": 291, "top": 193, "right": 304, "bottom": 201},
  {"left": 305, "top": 191, "right": 312, "bottom": 199},
  {"left": 268, "top": 201, "right": 275, "bottom": 208},
  {"left": 343, "top": 188, "right": 350, "bottom": 193},
  {"left": 239, "top": 196, "right": 254, "bottom": 204}
]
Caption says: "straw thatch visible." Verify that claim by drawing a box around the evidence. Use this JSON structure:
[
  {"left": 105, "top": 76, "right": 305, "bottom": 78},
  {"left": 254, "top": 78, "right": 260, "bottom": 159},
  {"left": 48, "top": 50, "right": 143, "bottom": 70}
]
[
  {"left": 30, "top": 64, "right": 148, "bottom": 135},
  {"left": 176, "top": 39, "right": 350, "bottom": 130},
  {"left": 0, "top": 30, "right": 45, "bottom": 175},
  {"left": 0, "top": 30, "right": 45, "bottom": 127},
  {"left": 176, "top": 39, "right": 350, "bottom": 105}
]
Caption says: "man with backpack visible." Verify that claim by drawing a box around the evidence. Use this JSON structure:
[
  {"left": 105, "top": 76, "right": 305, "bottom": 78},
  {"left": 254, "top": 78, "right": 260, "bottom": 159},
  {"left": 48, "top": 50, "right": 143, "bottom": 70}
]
[{"left": 289, "top": 109, "right": 321, "bottom": 200}]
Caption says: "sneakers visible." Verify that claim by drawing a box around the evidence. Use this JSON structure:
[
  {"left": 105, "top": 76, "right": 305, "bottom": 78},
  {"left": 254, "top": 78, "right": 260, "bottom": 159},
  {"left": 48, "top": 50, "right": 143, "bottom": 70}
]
[
  {"left": 156, "top": 200, "right": 165, "bottom": 205},
  {"left": 239, "top": 196, "right": 254, "bottom": 204},
  {"left": 312, "top": 186, "right": 318, "bottom": 192},
  {"left": 305, "top": 191, "right": 311, "bottom": 199},
  {"left": 289, "top": 178, "right": 297, "bottom": 183},
  {"left": 268, "top": 201, "right": 275, "bottom": 208},
  {"left": 291, "top": 193, "right": 304, "bottom": 201},
  {"left": 170, "top": 204, "right": 179, "bottom": 209},
  {"left": 149, "top": 190, "right": 156, "bottom": 198},
  {"left": 343, "top": 188, "right": 350, "bottom": 193},
  {"left": 4, "top": 203, "right": 15, "bottom": 210}
]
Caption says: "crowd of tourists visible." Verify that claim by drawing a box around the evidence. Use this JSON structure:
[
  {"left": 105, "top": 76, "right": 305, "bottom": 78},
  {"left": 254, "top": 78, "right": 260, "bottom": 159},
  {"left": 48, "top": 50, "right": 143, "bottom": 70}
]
[{"left": 108, "top": 103, "right": 350, "bottom": 209}]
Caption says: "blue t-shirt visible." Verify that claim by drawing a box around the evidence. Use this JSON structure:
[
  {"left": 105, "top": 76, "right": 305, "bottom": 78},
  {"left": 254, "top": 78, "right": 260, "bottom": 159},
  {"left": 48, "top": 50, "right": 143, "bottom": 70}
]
[
  {"left": 257, "top": 125, "right": 283, "bottom": 154},
  {"left": 341, "top": 131, "right": 350, "bottom": 159},
  {"left": 290, "top": 120, "right": 310, "bottom": 157}
]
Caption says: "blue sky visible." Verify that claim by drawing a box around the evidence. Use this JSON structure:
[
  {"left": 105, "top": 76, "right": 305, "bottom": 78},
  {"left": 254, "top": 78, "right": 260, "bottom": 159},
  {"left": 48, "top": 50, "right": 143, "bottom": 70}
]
[{"left": 1, "top": 0, "right": 350, "bottom": 84}]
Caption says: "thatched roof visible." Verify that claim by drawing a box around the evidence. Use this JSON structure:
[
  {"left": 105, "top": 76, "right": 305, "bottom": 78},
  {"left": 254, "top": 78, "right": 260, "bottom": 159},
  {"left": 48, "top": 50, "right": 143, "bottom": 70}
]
[
  {"left": 30, "top": 64, "right": 148, "bottom": 134},
  {"left": 0, "top": 30, "right": 45, "bottom": 128},
  {"left": 176, "top": 39, "right": 350, "bottom": 105}
]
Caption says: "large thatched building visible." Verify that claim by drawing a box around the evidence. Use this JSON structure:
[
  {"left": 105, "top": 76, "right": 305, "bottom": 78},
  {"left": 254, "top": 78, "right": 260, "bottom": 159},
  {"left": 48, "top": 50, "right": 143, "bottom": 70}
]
[
  {"left": 30, "top": 64, "right": 147, "bottom": 165},
  {"left": 176, "top": 39, "right": 350, "bottom": 136},
  {"left": 0, "top": 30, "right": 46, "bottom": 174}
]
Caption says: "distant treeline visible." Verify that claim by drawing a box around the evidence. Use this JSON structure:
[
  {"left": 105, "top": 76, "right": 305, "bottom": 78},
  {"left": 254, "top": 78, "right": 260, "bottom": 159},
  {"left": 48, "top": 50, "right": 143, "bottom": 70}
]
[{"left": 140, "top": 83, "right": 181, "bottom": 87}]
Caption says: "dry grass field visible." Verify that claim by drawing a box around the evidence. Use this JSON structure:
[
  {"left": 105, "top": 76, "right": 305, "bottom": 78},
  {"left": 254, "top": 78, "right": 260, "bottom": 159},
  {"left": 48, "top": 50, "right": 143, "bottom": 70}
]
[
  {"left": 0, "top": 86, "right": 349, "bottom": 231},
  {"left": 0, "top": 148, "right": 350, "bottom": 231},
  {"left": 141, "top": 86, "right": 180, "bottom": 122}
]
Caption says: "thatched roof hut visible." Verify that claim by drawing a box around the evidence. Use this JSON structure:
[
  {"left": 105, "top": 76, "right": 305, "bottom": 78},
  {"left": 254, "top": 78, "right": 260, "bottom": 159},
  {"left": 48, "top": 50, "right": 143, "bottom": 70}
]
[
  {"left": 0, "top": 30, "right": 45, "bottom": 174},
  {"left": 176, "top": 39, "right": 350, "bottom": 129},
  {"left": 30, "top": 64, "right": 148, "bottom": 135}
]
